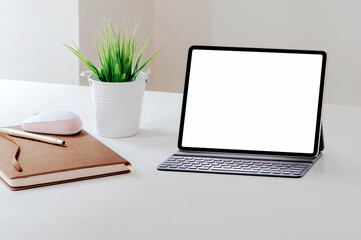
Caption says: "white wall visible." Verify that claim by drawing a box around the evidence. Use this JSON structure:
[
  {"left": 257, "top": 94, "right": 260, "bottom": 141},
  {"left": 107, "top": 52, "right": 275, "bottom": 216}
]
[
  {"left": 1, "top": 0, "right": 361, "bottom": 106},
  {"left": 0, "top": 0, "right": 79, "bottom": 84},
  {"left": 150, "top": 0, "right": 213, "bottom": 93},
  {"left": 151, "top": 0, "right": 361, "bottom": 106}
]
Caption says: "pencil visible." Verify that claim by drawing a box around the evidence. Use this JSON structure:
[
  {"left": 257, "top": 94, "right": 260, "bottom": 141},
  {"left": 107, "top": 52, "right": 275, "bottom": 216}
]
[{"left": 0, "top": 128, "right": 66, "bottom": 146}]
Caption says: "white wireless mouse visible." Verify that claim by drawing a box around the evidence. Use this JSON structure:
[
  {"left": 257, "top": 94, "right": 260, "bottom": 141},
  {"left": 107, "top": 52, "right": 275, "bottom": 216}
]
[{"left": 22, "top": 111, "right": 83, "bottom": 135}]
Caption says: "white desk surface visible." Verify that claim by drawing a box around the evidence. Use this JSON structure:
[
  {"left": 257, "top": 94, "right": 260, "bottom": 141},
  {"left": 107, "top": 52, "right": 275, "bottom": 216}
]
[{"left": 0, "top": 79, "right": 360, "bottom": 240}]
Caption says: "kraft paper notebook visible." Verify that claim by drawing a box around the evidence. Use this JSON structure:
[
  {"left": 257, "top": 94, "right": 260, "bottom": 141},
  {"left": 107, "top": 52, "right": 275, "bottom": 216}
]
[{"left": 0, "top": 126, "right": 133, "bottom": 191}]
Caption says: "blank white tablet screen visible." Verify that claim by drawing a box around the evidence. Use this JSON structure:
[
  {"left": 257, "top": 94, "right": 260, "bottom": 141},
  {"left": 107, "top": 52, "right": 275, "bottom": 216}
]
[{"left": 181, "top": 49, "right": 323, "bottom": 154}]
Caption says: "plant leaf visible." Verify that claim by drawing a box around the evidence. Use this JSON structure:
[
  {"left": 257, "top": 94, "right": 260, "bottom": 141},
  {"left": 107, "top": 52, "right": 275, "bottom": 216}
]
[{"left": 65, "top": 17, "right": 165, "bottom": 83}]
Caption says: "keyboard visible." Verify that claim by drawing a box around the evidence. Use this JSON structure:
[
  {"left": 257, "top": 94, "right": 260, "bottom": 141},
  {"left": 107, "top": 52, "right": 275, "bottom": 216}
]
[{"left": 157, "top": 155, "right": 313, "bottom": 177}]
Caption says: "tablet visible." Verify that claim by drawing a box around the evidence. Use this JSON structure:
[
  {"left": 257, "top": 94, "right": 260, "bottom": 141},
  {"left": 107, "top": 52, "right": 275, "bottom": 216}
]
[{"left": 178, "top": 46, "right": 326, "bottom": 157}]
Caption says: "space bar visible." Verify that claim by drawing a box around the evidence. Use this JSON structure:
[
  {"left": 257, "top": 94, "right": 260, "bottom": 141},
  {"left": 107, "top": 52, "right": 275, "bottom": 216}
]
[{"left": 211, "top": 168, "right": 259, "bottom": 173}]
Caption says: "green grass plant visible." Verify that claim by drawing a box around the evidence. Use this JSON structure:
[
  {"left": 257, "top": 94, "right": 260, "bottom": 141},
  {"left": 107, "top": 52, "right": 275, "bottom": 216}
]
[{"left": 65, "top": 18, "right": 164, "bottom": 82}]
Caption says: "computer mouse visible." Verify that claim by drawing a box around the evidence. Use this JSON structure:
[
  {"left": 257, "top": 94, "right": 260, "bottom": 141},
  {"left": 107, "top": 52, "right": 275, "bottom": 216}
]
[{"left": 22, "top": 111, "right": 83, "bottom": 135}]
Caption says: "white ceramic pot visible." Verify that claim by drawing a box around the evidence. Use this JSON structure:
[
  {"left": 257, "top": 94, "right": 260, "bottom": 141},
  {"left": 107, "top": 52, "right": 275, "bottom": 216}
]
[{"left": 88, "top": 71, "right": 149, "bottom": 138}]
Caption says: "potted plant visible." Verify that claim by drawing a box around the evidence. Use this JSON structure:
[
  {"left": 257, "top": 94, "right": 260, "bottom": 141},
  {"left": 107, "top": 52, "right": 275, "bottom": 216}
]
[{"left": 65, "top": 19, "right": 164, "bottom": 138}]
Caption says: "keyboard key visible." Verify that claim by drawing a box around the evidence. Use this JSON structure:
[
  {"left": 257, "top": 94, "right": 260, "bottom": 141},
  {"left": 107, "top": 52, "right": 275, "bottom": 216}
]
[
  {"left": 167, "top": 159, "right": 179, "bottom": 162},
  {"left": 199, "top": 167, "right": 211, "bottom": 170},
  {"left": 290, "top": 167, "right": 306, "bottom": 171},
  {"left": 167, "top": 162, "right": 180, "bottom": 165},
  {"left": 212, "top": 168, "right": 259, "bottom": 173}
]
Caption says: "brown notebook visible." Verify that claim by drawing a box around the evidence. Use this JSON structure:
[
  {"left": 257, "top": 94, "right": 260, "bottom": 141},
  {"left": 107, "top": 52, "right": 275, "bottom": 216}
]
[{"left": 0, "top": 126, "right": 133, "bottom": 191}]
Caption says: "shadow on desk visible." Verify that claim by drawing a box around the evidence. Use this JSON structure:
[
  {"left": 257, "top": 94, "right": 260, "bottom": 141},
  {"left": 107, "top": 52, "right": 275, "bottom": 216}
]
[
  {"left": 135, "top": 128, "right": 178, "bottom": 151},
  {"left": 98, "top": 126, "right": 179, "bottom": 161}
]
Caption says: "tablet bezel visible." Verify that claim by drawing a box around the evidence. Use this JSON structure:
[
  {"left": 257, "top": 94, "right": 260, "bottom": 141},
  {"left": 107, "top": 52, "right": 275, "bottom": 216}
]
[{"left": 178, "top": 45, "right": 327, "bottom": 158}]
